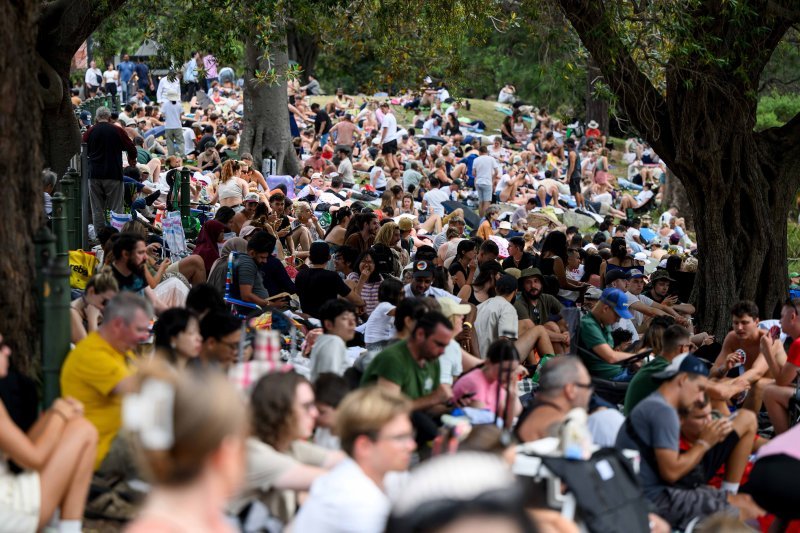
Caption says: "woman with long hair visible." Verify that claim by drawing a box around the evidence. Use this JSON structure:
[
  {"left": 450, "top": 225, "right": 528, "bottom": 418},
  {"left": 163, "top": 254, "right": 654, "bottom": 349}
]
[
  {"left": 399, "top": 193, "right": 418, "bottom": 217},
  {"left": 457, "top": 261, "right": 503, "bottom": 306},
  {"left": 324, "top": 206, "right": 352, "bottom": 247},
  {"left": 209, "top": 160, "right": 248, "bottom": 208},
  {"left": 125, "top": 365, "right": 248, "bottom": 532},
  {"left": 448, "top": 239, "right": 478, "bottom": 295},
  {"left": 600, "top": 237, "right": 635, "bottom": 287},
  {"left": 290, "top": 201, "right": 324, "bottom": 259},
  {"left": 477, "top": 206, "right": 500, "bottom": 241},
  {"left": 540, "top": 231, "right": 587, "bottom": 292},
  {"left": 70, "top": 268, "right": 119, "bottom": 343},
  {"left": 347, "top": 249, "right": 384, "bottom": 315},
  {"left": 152, "top": 308, "right": 203, "bottom": 370}
]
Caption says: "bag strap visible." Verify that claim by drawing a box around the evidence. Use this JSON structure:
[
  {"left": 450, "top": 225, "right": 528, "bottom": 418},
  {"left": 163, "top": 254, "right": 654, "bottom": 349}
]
[{"left": 623, "top": 417, "right": 667, "bottom": 484}]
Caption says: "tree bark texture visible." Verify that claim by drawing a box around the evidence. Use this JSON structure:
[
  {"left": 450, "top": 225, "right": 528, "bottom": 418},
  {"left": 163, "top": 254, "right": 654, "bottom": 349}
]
[
  {"left": 585, "top": 57, "right": 609, "bottom": 133},
  {"left": 241, "top": 32, "right": 301, "bottom": 176},
  {"left": 287, "top": 27, "right": 320, "bottom": 80},
  {"left": 1, "top": 0, "right": 45, "bottom": 372},
  {"left": 558, "top": 0, "right": 800, "bottom": 336},
  {"left": 37, "top": 0, "right": 128, "bottom": 175}
]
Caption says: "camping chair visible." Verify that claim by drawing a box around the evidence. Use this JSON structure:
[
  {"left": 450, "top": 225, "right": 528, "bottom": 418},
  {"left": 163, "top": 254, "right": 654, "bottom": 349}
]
[
  {"left": 161, "top": 211, "right": 191, "bottom": 262},
  {"left": 224, "top": 252, "right": 262, "bottom": 319}
]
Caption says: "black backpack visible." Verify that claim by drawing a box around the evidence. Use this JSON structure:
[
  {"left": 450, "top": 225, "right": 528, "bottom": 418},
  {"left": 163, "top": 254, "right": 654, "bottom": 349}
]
[{"left": 371, "top": 243, "right": 396, "bottom": 275}]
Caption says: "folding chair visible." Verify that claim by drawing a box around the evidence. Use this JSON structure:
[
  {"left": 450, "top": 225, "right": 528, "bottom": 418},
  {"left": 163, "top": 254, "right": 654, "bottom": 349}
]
[{"left": 224, "top": 251, "right": 262, "bottom": 319}]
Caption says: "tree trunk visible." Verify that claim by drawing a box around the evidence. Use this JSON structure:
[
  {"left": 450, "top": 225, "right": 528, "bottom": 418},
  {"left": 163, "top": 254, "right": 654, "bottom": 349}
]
[
  {"left": 1, "top": 0, "right": 44, "bottom": 372},
  {"left": 661, "top": 168, "right": 692, "bottom": 230},
  {"left": 585, "top": 58, "right": 608, "bottom": 133},
  {"left": 287, "top": 27, "right": 320, "bottom": 80},
  {"left": 241, "top": 31, "right": 301, "bottom": 176}
]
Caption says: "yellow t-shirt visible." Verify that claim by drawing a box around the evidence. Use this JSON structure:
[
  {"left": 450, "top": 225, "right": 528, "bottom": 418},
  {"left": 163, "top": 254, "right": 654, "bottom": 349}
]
[{"left": 60, "top": 332, "right": 135, "bottom": 469}]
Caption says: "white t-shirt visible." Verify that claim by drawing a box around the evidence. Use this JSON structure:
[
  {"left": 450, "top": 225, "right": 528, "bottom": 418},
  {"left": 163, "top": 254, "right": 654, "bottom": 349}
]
[
  {"left": 635, "top": 189, "right": 654, "bottom": 205},
  {"left": 338, "top": 157, "right": 355, "bottom": 185},
  {"left": 85, "top": 68, "right": 102, "bottom": 87},
  {"left": 370, "top": 166, "right": 387, "bottom": 189},
  {"left": 628, "top": 291, "right": 655, "bottom": 328},
  {"left": 423, "top": 187, "right": 450, "bottom": 216},
  {"left": 157, "top": 76, "right": 181, "bottom": 104},
  {"left": 423, "top": 118, "right": 441, "bottom": 137},
  {"left": 309, "top": 334, "right": 348, "bottom": 382},
  {"left": 162, "top": 100, "right": 182, "bottom": 129},
  {"left": 364, "top": 302, "right": 397, "bottom": 344},
  {"left": 103, "top": 70, "right": 117, "bottom": 85},
  {"left": 474, "top": 296, "right": 519, "bottom": 357},
  {"left": 381, "top": 112, "right": 399, "bottom": 143},
  {"left": 291, "top": 458, "right": 398, "bottom": 533},
  {"left": 183, "top": 127, "right": 195, "bottom": 155},
  {"left": 659, "top": 211, "right": 674, "bottom": 227},
  {"left": 473, "top": 155, "right": 497, "bottom": 186},
  {"left": 439, "top": 338, "right": 463, "bottom": 385},
  {"left": 494, "top": 173, "right": 512, "bottom": 194}
]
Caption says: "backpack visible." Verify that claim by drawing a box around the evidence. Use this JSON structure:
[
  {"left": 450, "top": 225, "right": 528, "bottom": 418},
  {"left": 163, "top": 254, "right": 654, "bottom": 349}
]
[{"left": 371, "top": 243, "right": 395, "bottom": 275}]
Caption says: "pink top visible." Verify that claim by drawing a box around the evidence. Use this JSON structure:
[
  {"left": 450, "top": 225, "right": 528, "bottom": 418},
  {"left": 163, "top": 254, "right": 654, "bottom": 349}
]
[
  {"left": 453, "top": 368, "right": 506, "bottom": 414},
  {"left": 203, "top": 55, "right": 218, "bottom": 78},
  {"left": 757, "top": 423, "right": 800, "bottom": 461}
]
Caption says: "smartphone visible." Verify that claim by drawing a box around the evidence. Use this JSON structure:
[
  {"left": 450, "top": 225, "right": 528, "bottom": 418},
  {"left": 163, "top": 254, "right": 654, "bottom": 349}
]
[{"left": 770, "top": 325, "right": 781, "bottom": 341}]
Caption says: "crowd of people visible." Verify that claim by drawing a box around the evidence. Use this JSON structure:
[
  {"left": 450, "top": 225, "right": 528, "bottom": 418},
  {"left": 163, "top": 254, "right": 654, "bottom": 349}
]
[{"left": 4, "top": 61, "right": 800, "bottom": 533}]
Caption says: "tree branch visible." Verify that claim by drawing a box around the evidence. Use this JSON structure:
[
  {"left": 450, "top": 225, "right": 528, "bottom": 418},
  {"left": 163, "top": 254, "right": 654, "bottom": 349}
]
[{"left": 556, "top": 0, "right": 674, "bottom": 159}]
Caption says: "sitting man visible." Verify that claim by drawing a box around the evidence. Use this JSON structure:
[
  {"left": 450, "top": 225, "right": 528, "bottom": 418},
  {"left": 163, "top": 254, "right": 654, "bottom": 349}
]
[
  {"left": 609, "top": 182, "right": 655, "bottom": 218},
  {"left": 576, "top": 287, "right": 640, "bottom": 382},
  {"left": 645, "top": 270, "right": 696, "bottom": 316},
  {"left": 616, "top": 354, "right": 762, "bottom": 530},
  {"left": 627, "top": 269, "right": 688, "bottom": 328},
  {"left": 230, "top": 231, "right": 273, "bottom": 309},
  {"left": 309, "top": 300, "right": 358, "bottom": 382},
  {"left": 513, "top": 268, "right": 569, "bottom": 354},
  {"left": 403, "top": 259, "right": 461, "bottom": 302},
  {"left": 292, "top": 387, "right": 414, "bottom": 532},
  {"left": 196, "top": 310, "right": 243, "bottom": 371},
  {"left": 762, "top": 297, "right": 800, "bottom": 434},
  {"left": 711, "top": 300, "right": 777, "bottom": 412},
  {"left": 110, "top": 232, "right": 165, "bottom": 313},
  {"left": 502, "top": 236, "right": 537, "bottom": 270},
  {"left": 61, "top": 293, "right": 151, "bottom": 471},
  {"left": 295, "top": 241, "right": 365, "bottom": 319}
]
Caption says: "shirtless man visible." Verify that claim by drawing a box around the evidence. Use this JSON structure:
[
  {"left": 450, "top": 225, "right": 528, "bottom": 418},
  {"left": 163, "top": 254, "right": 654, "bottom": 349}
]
[
  {"left": 328, "top": 113, "right": 360, "bottom": 149},
  {"left": 710, "top": 300, "right": 785, "bottom": 412}
]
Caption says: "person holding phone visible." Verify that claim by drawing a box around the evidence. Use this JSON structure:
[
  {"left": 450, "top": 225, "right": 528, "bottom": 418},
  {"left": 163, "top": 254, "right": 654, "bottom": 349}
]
[{"left": 762, "top": 299, "right": 800, "bottom": 434}]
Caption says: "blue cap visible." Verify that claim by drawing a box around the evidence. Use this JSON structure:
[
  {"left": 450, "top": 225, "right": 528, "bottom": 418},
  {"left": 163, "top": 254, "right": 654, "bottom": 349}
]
[
  {"left": 652, "top": 353, "right": 710, "bottom": 381},
  {"left": 600, "top": 287, "right": 633, "bottom": 319}
]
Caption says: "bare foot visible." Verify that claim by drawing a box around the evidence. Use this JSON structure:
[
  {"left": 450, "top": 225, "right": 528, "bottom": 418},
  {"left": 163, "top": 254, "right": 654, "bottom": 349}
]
[{"left": 728, "top": 492, "right": 766, "bottom": 522}]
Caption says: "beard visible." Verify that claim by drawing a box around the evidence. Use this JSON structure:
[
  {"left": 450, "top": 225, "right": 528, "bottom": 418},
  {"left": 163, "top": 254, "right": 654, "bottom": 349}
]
[
  {"left": 525, "top": 287, "right": 541, "bottom": 301},
  {"left": 127, "top": 257, "right": 145, "bottom": 275}
]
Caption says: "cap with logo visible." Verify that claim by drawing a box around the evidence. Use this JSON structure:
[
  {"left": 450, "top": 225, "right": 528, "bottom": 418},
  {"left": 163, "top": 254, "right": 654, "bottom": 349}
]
[
  {"left": 600, "top": 287, "right": 633, "bottom": 319},
  {"left": 629, "top": 269, "right": 645, "bottom": 279},
  {"left": 585, "top": 287, "right": 603, "bottom": 300},
  {"left": 413, "top": 260, "right": 435, "bottom": 278},
  {"left": 652, "top": 353, "right": 709, "bottom": 382}
]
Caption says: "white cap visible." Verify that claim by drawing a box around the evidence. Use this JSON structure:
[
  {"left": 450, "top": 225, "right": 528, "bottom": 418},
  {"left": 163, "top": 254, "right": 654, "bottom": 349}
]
[
  {"left": 634, "top": 252, "right": 648, "bottom": 262},
  {"left": 498, "top": 221, "right": 512, "bottom": 230}
]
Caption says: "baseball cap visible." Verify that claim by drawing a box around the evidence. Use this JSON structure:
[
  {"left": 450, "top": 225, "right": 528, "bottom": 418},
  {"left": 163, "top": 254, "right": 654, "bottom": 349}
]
[
  {"left": 650, "top": 270, "right": 675, "bottom": 283},
  {"left": 398, "top": 218, "right": 414, "bottom": 232},
  {"left": 652, "top": 353, "right": 709, "bottom": 382},
  {"left": 451, "top": 179, "right": 464, "bottom": 188},
  {"left": 244, "top": 192, "right": 259, "bottom": 203},
  {"left": 239, "top": 225, "right": 257, "bottom": 238},
  {"left": 436, "top": 297, "right": 471, "bottom": 318},
  {"left": 629, "top": 269, "right": 645, "bottom": 279},
  {"left": 634, "top": 252, "right": 648, "bottom": 262},
  {"left": 605, "top": 269, "right": 630, "bottom": 285},
  {"left": 413, "top": 260, "right": 435, "bottom": 278},
  {"left": 600, "top": 287, "right": 633, "bottom": 319},
  {"left": 585, "top": 287, "right": 603, "bottom": 300}
]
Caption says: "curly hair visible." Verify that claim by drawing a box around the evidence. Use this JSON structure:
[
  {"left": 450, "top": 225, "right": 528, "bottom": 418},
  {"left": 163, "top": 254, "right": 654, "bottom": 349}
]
[{"left": 250, "top": 372, "right": 309, "bottom": 449}]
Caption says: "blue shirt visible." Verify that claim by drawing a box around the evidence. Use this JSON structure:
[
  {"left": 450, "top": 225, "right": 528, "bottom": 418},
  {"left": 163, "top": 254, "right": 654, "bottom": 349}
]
[
  {"left": 118, "top": 61, "right": 135, "bottom": 83},
  {"left": 133, "top": 63, "right": 150, "bottom": 87},
  {"left": 184, "top": 59, "right": 198, "bottom": 82}
]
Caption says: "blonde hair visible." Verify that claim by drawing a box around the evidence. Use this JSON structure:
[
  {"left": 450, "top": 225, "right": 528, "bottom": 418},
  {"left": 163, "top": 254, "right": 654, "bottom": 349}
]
[
  {"left": 85, "top": 266, "right": 119, "bottom": 295},
  {"left": 292, "top": 200, "right": 312, "bottom": 218},
  {"left": 121, "top": 220, "right": 148, "bottom": 237},
  {"left": 374, "top": 221, "right": 399, "bottom": 247},
  {"left": 336, "top": 386, "right": 411, "bottom": 457},
  {"left": 129, "top": 363, "right": 248, "bottom": 486}
]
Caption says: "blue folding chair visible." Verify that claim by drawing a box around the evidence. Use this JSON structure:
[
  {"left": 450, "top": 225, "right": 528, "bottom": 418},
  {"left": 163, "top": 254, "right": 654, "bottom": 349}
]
[{"left": 224, "top": 252, "right": 262, "bottom": 319}]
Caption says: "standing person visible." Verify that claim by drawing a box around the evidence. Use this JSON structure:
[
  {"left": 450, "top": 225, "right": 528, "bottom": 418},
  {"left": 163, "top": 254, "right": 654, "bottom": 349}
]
[
  {"left": 329, "top": 113, "right": 359, "bottom": 149},
  {"left": 565, "top": 138, "right": 584, "bottom": 210},
  {"left": 162, "top": 90, "right": 185, "bottom": 156},
  {"left": 157, "top": 72, "right": 181, "bottom": 105},
  {"left": 473, "top": 145, "right": 498, "bottom": 216},
  {"left": 291, "top": 387, "right": 415, "bottom": 533},
  {"left": 117, "top": 53, "right": 135, "bottom": 103},
  {"left": 85, "top": 60, "right": 102, "bottom": 97},
  {"left": 124, "top": 366, "right": 248, "bottom": 533},
  {"left": 83, "top": 106, "right": 137, "bottom": 230},
  {"left": 183, "top": 51, "right": 200, "bottom": 101},
  {"left": 134, "top": 57, "right": 154, "bottom": 94},
  {"left": 102, "top": 62, "right": 118, "bottom": 102},
  {"left": 378, "top": 102, "right": 400, "bottom": 171},
  {"left": 0, "top": 335, "right": 98, "bottom": 533},
  {"left": 60, "top": 292, "right": 152, "bottom": 470},
  {"left": 311, "top": 103, "right": 333, "bottom": 146},
  {"left": 203, "top": 52, "right": 218, "bottom": 90}
]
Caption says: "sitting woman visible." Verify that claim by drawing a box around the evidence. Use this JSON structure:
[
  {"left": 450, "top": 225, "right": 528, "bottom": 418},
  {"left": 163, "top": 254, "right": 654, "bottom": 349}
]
[
  {"left": 152, "top": 308, "right": 203, "bottom": 370},
  {"left": 448, "top": 239, "right": 478, "bottom": 295},
  {"left": 0, "top": 335, "right": 97, "bottom": 533},
  {"left": 324, "top": 206, "right": 352, "bottom": 248},
  {"left": 398, "top": 193, "right": 419, "bottom": 217},
  {"left": 234, "top": 372, "right": 344, "bottom": 526},
  {"left": 346, "top": 249, "right": 384, "bottom": 316},
  {"left": 70, "top": 267, "right": 119, "bottom": 344},
  {"left": 209, "top": 159, "right": 248, "bottom": 208},
  {"left": 457, "top": 261, "right": 503, "bottom": 307},
  {"left": 500, "top": 115, "right": 516, "bottom": 144},
  {"left": 124, "top": 364, "right": 248, "bottom": 533},
  {"left": 476, "top": 205, "right": 500, "bottom": 241},
  {"left": 289, "top": 201, "right": 325, "bottom": 260}
]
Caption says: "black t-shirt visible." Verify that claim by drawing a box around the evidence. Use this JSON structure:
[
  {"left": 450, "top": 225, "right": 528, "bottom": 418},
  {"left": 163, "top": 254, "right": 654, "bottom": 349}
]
[
  {"left": 294, "top": 268, "right": 351, "bottom": 318},
  {"left": 315, "top": 111, "right": 333, "bottom": 135},
  {"left": 502, "top": 252, "right": 538, "bottom": 271},
  {"left": 111, "top": 264, "right": 147, "bottom": 296}
]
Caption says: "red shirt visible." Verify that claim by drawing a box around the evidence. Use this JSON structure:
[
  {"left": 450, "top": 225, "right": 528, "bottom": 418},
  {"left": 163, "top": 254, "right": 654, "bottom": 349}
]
[{"left": 787, "top": 336, "right": 800, "bottom": 367}]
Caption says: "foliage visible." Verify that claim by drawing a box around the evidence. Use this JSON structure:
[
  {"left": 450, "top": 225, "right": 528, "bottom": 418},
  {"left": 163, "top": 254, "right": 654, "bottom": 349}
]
[{"left": 756, "top": 92, "right": 800, "bottom": 130}]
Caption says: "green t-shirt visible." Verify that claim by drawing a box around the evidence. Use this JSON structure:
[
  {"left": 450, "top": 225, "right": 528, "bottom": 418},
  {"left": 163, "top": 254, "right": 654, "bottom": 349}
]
[
  {"left": 361, "top": 340, "right": 440, "bottom": 400},
  {"left": 577, "top": 312, "right": 622, "bottom": 380},
  {"left": 513, "top": 294, "right": 564, "bottom": 325},
  {"left": 136, "top": 147, "right": 152, "bottom": 164},
  {"left": 623, "top": 356, "right": 669, "bottom": 416}
]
